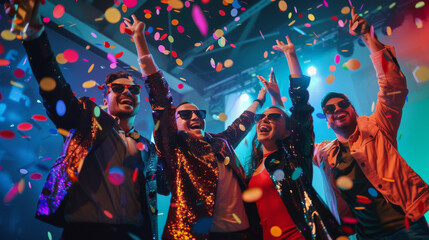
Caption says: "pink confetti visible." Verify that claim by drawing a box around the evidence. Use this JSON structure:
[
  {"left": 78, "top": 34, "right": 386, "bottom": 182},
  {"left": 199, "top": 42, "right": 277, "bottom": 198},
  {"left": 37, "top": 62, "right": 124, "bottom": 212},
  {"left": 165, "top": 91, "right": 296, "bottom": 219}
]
[
  {"left": 158, "top": 45, "right": 166, "bottom": 53},
  {"left": 123, "top": 0, "right": 137, "bottom": 8},
  {"left": 348, "top": 0, "right": 353, "bottom": 7},
  {"left": 338, "top": 19, "right": 345, "bottom": 28},
  {"left": 53, "top": 4, "right": 65, "bottom": 19},
  {"left": 82, "top": 58, "right": 88, "bottom": 62},
  {"left": 317, "top": 4, "right": 323, "bottom": 8},
  {"left": 192, "top": 5, "right": 208, "bottom": 37},
  {"left": 42, "top": 17, "right": 50, "bottom": 23},
  {"left": 370, "top": 25, "right": 374, "bottom": 38},
  {"left": 63, "top": 49, "right": 79, "bottom": 63},
  {"left": 28, "top": 181, "right": 31, "bottom": 189},
  {"left": 91, "top": 32, "right": 97, "bottom": 38},
  {"left": 30, "top": 173, "right": 42, "bottom": 180},
  {"left": 185, "top": 1, "right": 191, "bottom": 8},
  {"left": 335, "top": 54, "right": 340, "bottom": 64},
  {"left": 259, "top": 30, "right": 265, "bottom": 40},
  {"left": 304, "top": 23, "right": 311, "bottom": 27},
  {"left": 119, "top": 22, "right": 126, "bottom": 34},
  {"left": 14, "top": 68, "right": 25, "bottom": 78},
  {"left": 107, "top": 53, "right": 117, "bottom": 63},
  {"left": 324, "top": 0, "right": 328, "bottom": 7},
  {"left": 154, "top": 32, "right": 160, "bottom": 41},
  {"left": 177, "top": 25, "right": 185, "bottom": 33},
  {"left": 294, "top": 6, "right": 297, "bottom": 13},
  {"left": 108, "top": 167, "right": 124, "bottom": 185},
  {"left": 177, "top": 83, "right": 184, "bottom": 89},
  {"left": 17, "top": 123, "right": 33, "bottom": 131},
  {"left": 167, "top": 5, "right": 173, "bottom": 11},
  {"left": 3, "top": 183, "right": 19, "bottom": 203},
  {"left": 281, "top": 96, "right": 287, "bottom": 102}
]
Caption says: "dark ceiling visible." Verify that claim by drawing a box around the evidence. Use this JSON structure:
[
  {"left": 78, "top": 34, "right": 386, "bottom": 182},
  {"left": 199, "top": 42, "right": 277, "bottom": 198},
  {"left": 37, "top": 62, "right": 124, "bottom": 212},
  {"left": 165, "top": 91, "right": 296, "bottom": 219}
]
[{"left": 42, "top": 0, "right": 424, "bottom": 97}]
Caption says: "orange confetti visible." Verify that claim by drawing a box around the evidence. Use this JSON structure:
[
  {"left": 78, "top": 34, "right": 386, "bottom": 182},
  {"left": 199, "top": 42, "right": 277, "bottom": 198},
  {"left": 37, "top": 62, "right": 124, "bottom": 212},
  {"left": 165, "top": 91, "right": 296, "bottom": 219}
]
[{"left": 215, "top": 62, "right": 223, "bottom": 72}]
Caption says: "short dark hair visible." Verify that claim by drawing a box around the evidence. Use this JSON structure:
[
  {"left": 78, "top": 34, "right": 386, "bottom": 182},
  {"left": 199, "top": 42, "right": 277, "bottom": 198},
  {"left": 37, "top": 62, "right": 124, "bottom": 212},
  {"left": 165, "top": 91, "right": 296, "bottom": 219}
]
[
  {"left": 321, "top": 92, "right": 350, "bottom": 108},
  {"left": 176, "top": 101, "right": 197, "bottom": 110},
  {"left": 104, "top": 71, "right": 133, "bottom": 95}
]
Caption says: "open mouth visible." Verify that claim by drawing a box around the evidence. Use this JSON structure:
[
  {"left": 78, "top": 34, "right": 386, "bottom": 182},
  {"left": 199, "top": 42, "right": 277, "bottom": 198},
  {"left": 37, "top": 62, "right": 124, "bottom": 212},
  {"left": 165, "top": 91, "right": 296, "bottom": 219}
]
[
  {"left": 189, "top": 123, "right": 203, "bottom": 130},
  {"left": 259, "top": 124, "right": 271, "bottom": 133},
  {"left": 334, "top": 112, "right": 347, "bottom": 120},
  {"left": 120, "top": 98, "right": 134, "bottom": 107}
]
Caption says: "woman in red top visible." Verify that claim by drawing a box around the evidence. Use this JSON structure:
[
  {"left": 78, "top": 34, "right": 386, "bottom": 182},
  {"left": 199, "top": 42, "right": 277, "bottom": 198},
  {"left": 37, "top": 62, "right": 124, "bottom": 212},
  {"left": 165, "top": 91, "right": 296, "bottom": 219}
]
[{"left": 247, "top": 37, "right": 346, "bottom": 239}]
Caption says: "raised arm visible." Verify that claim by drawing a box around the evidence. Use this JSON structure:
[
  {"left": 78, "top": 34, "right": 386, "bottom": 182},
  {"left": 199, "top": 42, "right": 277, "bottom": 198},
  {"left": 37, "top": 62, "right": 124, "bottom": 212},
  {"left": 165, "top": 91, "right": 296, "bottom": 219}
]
[
  {"left": 349, "top": 7, "right": 407, "bottom": 143},
  {"left": 5, "top": 0, "right": 83, "bottom": 131}
]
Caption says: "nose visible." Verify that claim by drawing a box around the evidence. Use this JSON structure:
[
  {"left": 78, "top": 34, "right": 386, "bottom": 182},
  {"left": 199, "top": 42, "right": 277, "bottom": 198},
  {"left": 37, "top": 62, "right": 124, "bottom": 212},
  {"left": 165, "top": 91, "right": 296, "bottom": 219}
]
[
  {"left": 122, "top": 87, "right": 132, "bottom": 95},
  {"left": 191, "top": 112, "right": 200, "bottom": 120},
  {"left": 261, "top": 115, "right": 270, "bottom": 123}
]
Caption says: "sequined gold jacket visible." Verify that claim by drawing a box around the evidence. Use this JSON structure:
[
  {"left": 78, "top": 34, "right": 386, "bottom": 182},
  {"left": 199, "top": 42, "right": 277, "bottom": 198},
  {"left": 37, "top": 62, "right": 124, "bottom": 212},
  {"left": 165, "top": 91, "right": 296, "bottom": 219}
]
[
  {"left": 23, "top": 31, "right": 167, "bottom": 240},
  {"left": 144, "top": 72, "right": 259, "bottom": 240}
]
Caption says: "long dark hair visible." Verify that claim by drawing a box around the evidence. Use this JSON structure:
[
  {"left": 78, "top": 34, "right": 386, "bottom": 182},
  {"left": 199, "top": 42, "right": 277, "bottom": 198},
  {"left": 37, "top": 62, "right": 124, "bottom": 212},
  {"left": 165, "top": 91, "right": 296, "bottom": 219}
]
[{"left": 246, "top": 106, "right": 291, "bottom": 176}]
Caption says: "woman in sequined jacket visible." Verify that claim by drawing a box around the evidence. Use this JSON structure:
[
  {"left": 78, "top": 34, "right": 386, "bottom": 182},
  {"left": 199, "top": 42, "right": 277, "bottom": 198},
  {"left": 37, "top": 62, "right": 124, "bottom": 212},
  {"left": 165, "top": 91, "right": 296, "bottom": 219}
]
[{"left": 246, "top": 37, "right": 346, "bottom": 240}]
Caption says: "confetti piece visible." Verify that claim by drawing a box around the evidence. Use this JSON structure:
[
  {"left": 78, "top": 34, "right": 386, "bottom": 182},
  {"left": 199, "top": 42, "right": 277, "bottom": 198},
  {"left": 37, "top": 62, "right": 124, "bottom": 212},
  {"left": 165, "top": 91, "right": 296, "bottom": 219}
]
[
  {"left": 356, "top": 195, "right": 371, "bottom": 204},
  {"left": 17, "top": 123, "right": 33, "bottom": 131},
  {"left": 214, "top": 29, "right": 224, "bottom": 38},
  {"left": 336, "top": 176, "right": 353, "bottom": 190},
  {"left": 123, "top": 0, "right": 137, "bottom": 8},
  {"left": 40, "top": 77, "right": 56, "bottom": 91},
  {"left": 177, "top": 83, "right": 184, "bottom": 89},
  {"left": 382, "top": 177, "right": 395, "bottom": 182},
  {"left": 354, "top": 206, "right": 365, "bottom": 210},
  {"left": 107, "top": 53, "right": 117, "bottom": 63},
  {"left": 405, "top": 217, "right": 410, "bottom": 230},
  {"left": 177, "top": 25, "right": 185, "bottom": 33},
  {"left": 415, "top": 18, "right": 423, "bottom": 28},
  {"left": 347, "top": 59, "right": 361, "bottom": 70},
  {"left": 342, "top": 62, "right": 349, "bottom": 70},
  {"left": 329, "top": 65, "right": 336, "bottom": 72},
  {"left": 10, "top": 81, "right": 23, "bottom": 88},
  {"left": 338, "top": 19, "right": 345, "bottom": 28},
  {"left": 415, "top": 1, "right": 425, "bottom": 8},
  {"left": 32, "top": 114, "right": 47, "bottom": 122},
  {"left": 63, "top": 49, "right": 79, "bottom": 63},
  {"left": 218, "top": 113, "right": 227, "bottom": 121},
  {"left": 13, "top": 68, "right": 25, "bottom": 79},
  {"left": 82, "top": 80, "right": 97, "bottom": 89},
  {"left": 342, "top": 216, "right": 358, "bottom": 224},
  {"left": 168, "top": 35, "right": 174, "bottom": 43},
  {"left": 334, "top": 54, "right": 340, "bottom": 64},
  {"left": 224, "top": 156, "right": 230, "bottom": 165},
  {"left": 108, "top": 167, "right": 124, "bottom": 185},
  {"left": 93, "top": 106, "right": 101, "bottom": 118},
  {"left": 56, "top": 100, "right": 66, "bottom": 117},
  {"left": 53, "top": 4, "right": 65, "bottom": 18},
  {"left": 273, "top": 169, "right": 285, "bottom": 181},
  {"left": 264, "top": 51, "right": 268, "bottom": 58},
  {"left": 371, "top": 101, "right": 375, "bottom": 112},
  {"left": 331, "top": 16, "right": 338, "bottom": 21},
  {"left": 132, "top": 168, "right": 138, "bottom": 182},
  {"left": 1, "top": 30, "right": 17, "bottom": 41},
  {"left": 242, "top": 187, "right": 263, "bottom": 202},
  {"left": 278, "top": 0, "right": 287, "bottom": 11},
  {"left": 326, "top": 74, "right": 335, "bottom": 84},
  {"left": 105, "top": 7, "right": 121, "bottom": 24},
  {"left": 304, "top": 23, "right": 311, "bottom": 27},
  {"left": 104, "top": 210, "right": 113, "bottom": 219},
  {"left": 368, "top": 187, "right": 378, "bottom": 197},
  {"left": 259, "top": 30, "right": 265, "bottom": 40},
  {"left": 308, "top": 14, "right": 315, "bottom": 21},
  {"left": 239, "top": 124, "right": 245, "bottom": 131},
  {"left": 218, "top": 37, "right": 226, "bottom": 47},
  {"left": 169, "top": 0, "right": 184, "bottom": 9},
  {"left": 341, "top": 6, "right": 350, "bottom": 14},
  {"left": 20, "top": 169, "right": 28, "bottom": 174},
  {"left": 30, "top": 172, "right": 42, "bottom": 180},
  {"left": 47, "top": 232, "right": 52, "bottom": 240},
  {"left": 291, "top": 167, "right": 302, "bottom": 180},
  {"left": 323, "top": 0, "right": 328, "bottom": 7},
  {"left": 216, "top": 62, "right": 223, "bottom": 72},
  {"left": 171, "top": 51, "right": 177, "bottom": 58},
  {"left": 232, "top": 213, "right": 241, "bottom": 224},
  {"left": 3, "top": 183, "right": 19, "bottom": 203},
  {"left": 0, "top": 59, "right": 11, "bottom": 66},
  {"left": 0, "top": 130, "right": 15, "bottom": 139},
  {"left": 57, "top": 128, "right": 70, "bottom": 137},
  {"left": 158, "top": 45, "right": 166, "bottom": 53},
  {"left": 270, "top": 226, "right": 282, "bottom": 237},
  {"left": 210, "top": 58, "right": 216, "bottom": 68},
  {"left": 176, "top": 58, "right": 183, "bottom": 66},
  {"left": 224, "top": 59, "right": 234, "bottom": 68},
  {"left": 219, "top": 10, "right": 225, "bottom": 16},
  {"left": 136, "top": 142, "right": 145, "bottom": 151},
  {"left": 192, "top": 5, "right": 208, "bottom": 37},
  {"left": 42, "top": 17, "right": 50, "bottom": 23}
]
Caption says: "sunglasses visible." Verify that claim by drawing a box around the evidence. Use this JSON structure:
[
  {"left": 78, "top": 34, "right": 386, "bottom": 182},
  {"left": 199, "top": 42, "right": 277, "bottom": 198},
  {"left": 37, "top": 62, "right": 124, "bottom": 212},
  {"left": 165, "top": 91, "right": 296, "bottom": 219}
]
[
  {"left": 323, "top": 100, "right": 351, "bottom": 114},
  {"left": 107, "top": 83, "right": 141, "bottom": 95},
  {"left": 176, "top": 110, "right": 207, "bottom": 120},
  {"left": 255, "top": 113, "right": 284, "bottom": 123}
]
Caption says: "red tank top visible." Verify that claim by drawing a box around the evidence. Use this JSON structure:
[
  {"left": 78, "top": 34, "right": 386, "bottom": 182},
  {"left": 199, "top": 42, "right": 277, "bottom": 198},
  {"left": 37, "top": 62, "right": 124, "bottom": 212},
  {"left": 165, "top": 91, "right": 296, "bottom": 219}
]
[{"left": 249, "top": 167, "right": 304, "bottom": 240}]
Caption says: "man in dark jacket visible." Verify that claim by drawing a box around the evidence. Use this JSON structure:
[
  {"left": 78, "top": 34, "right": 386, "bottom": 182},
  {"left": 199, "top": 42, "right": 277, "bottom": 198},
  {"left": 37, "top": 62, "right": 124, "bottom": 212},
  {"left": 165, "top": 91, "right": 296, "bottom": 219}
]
[{"left": 4, "top": 1, "right": 168, "bottom": 239}]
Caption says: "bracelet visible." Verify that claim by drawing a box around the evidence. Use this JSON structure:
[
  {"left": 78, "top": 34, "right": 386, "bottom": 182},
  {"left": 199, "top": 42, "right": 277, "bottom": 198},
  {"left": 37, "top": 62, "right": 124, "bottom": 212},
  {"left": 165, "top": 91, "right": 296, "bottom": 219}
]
[{"left": 254, "top": 99, "right": 264, "bottom": 106}]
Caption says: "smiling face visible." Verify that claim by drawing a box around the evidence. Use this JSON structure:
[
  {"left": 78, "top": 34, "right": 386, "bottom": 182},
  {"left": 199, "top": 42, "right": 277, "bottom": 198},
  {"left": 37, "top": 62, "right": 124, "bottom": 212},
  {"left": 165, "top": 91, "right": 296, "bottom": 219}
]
[
  {"left": 175, "top": 103, "right": 206, "bottom": 139},
  {"left": 257, "top": 108, "right": 290, "bottom": 147},
  {"left": 324, "top": 97, "right": 358, "bottom": 136},
  {"left": 103, "top": 76, "right": 140, "bottom": 118}
]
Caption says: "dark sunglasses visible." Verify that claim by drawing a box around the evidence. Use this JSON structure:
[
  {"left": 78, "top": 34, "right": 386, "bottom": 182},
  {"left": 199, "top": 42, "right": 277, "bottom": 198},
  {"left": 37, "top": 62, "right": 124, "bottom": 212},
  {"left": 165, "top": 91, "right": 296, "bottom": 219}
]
[
  {"left": 255, "top": 113, "right": 284, "bottom": 123},
  {"left": 176, "top": 110, "right": 207, "bottom": 120},
  {"left": 107, "top": 83, "right": 141, "bottom": 95},
  {"left": 323, "top": 100, "right": 351, "bottom": 114}
]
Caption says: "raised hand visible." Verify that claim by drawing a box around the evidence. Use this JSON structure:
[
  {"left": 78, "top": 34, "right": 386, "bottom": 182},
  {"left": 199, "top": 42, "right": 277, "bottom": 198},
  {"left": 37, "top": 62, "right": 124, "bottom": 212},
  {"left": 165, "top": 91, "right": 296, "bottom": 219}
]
[
  {"left": 257, "top": 70, "right": 283, "bottom": 107},
  {"left": 124, "top": 14, "right": 146, "bottom": 36},
  {"left": 349, "top": 7, "right": 370, "bottom": 36},
  {"left": 273, "top": 36, "right": 296, "bottom": 56},
  {"left": 4, "top": 0, "right": 19, "bottom": 18}
]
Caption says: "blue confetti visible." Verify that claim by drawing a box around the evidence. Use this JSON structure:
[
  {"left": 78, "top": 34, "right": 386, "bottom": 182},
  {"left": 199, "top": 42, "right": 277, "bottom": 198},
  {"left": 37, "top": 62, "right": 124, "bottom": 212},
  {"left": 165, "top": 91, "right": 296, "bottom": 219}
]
[
  {"left": 56, "top": 100, "right": 66, "bottom": 117},
  {"left": 232, "top": 0, "right": 241, "bottom": 9},
  {"left": 368, "top": 187, "right": 378, "bottom": 197},
  {"left": 316, "top": 113, "right": 326, "bottom": 119}
]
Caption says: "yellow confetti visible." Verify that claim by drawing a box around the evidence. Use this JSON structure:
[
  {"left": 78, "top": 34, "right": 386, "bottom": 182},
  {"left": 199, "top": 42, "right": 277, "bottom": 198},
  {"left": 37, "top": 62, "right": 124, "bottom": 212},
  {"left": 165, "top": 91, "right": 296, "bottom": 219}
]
[
  {"left": 94, "top": 118, "right": 102, "bottom": 130},
  {"left": 270, "top": 226, "right": 282, "bottom": 237},
  {"left": 224, "top": 59, "right": 234, "bottom": 68},
  {"left": 308, "top": 13, "right": 315, "bottom": 21},
  {"left": 1, "top": 29, "right": 17, "bottom": 41},
  {"left": 94, "top": 18, "right": 104, "bottom": 21},
  {"left": 288, "top": 20, "right": 296, "bottom": 26},
  {"left": 218, "top": 113, "right": 227, "bottom": 121},
  {"left": 288, "top": 12, "right": 292, "bottom": 19},
  {"left": 278, "top": 0, "right": 287, "bottom": 12},
  {"left": 85, "top": 45, "right": 91, "bottom": 50},
  {"left": 130, "top": 65, "right": 139, "bottom": 71},
  {"left": 154, "top": 120, "right": 160, "bottom": 131},
  {"left": 232, "top": 213, "right": 242, "bottom": 224},
  {"left": 10, "top": 81, "right": 24, "bottom": 88},
  {"left": 88, "top": 64, "right": 94, "bottom": 73},
  {"left": 105, "top": 7, "right": 121, "bottom": 24},
  {"left": 82, "top": 80, "right": 97, "bottom": 89},
  {"left": 56, "top": 53, "right": 67, "bottom": 64},
  {"left": 179, "top": 77, "right": 186, "bottom": 81},
  {"left": 336, "top": 176, "right": 353, "bottom": 190},
  {"left": 18, "top": 179, "right": 25, "bottom": 193},
  {"left": 242, "top": 187, "right": 263, "bottom": 202},
  {"left": 194, "top": 42, "right": 201, "bottom": 47},
  {"left": 239, "top": 124, "right": 246, "bottom": 131},
  {"left": 386, "top": 26, "right": 392, "bottom": 36},
  {"left": 214, "top": 29, "right": 224, "bottom": 38},
  {"left": 341, "top": 6, "right": 351, "bottom": 14},
  {"left": 382, "top": 177, "right": 395, "bottom": 183},
  {"left": 40, "top": 77, "right": 56, "bottom": 92},
  {"left": 57, "top": 128, "right": 70, "bottom": 137},
  {"left": 224, "top": 156, "right": 230, "bottom": 165}
]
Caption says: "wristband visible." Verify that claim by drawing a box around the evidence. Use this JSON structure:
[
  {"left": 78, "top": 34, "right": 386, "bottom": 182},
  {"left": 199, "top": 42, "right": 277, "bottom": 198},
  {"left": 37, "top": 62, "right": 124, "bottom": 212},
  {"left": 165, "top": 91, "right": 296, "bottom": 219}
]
[{"left": 254, "top": 99, "right": 264, "bottom": 106}]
